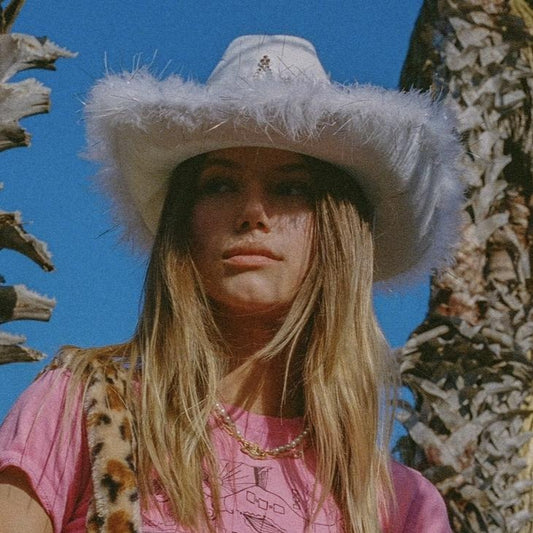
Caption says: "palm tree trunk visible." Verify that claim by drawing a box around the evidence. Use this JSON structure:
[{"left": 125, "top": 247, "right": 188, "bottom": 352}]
[{"left": 396, "top": 1, "right": 533, "bottom": 531}]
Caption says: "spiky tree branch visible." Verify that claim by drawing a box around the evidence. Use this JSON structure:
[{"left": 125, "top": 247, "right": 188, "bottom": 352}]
[
  {"left": 0, "top": 2, "right": 74, "bottom": 363},
  {"left": 0, "top": 0, "right": 25, "bottom": 34}
]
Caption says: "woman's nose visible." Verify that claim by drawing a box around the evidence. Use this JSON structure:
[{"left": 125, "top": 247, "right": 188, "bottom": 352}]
[{"left": 235, "top": 189, "right": 270, "bottom": 233}]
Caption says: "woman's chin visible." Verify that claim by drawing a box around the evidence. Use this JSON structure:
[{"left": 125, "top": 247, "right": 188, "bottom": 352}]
[{"left": 212, "top": 296, "right": 292, "bottom": 319}]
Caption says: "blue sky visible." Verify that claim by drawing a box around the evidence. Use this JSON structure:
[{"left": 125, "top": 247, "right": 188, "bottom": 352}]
[{"left": 0, "top": 0, "right": 427, "bottom": 420}]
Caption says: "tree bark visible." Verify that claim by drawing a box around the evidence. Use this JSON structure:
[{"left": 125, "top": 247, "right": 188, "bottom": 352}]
[{"left": 397, "top": 1, "right": 533, "bottom": 531}]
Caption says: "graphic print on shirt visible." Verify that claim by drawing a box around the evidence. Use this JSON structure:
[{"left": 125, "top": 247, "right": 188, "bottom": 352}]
[
  {"left": 143, "top": 456, "right": 340, "bottom": 531},
  {"left": 213, "top": 459, "right": 339, "bottom": 532}
]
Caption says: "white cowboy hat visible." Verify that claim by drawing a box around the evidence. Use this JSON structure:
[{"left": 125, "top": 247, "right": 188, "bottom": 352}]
[{"left": 84, "top": 34, "right": 464, "bottom": 284}]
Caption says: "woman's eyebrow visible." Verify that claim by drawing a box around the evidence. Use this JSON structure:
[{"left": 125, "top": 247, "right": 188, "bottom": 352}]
[
  {"left": 200, "top": 159, "right": 311, "bottom": 175},
  {"left": 276, "top": 163, "right": 312, "bottom": 174}
]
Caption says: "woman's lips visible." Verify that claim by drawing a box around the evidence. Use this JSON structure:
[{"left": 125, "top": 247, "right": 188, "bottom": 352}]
[
  {"left": 222, "top": 247, "right": 281, "bottom": 267},
  {"left": 224, "top": 254, "right": 277, "bottom": 266}
]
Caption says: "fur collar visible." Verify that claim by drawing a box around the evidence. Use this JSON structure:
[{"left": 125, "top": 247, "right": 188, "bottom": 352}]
[{"left": 46, "top": 353, "right": 141, "bottom": 532}]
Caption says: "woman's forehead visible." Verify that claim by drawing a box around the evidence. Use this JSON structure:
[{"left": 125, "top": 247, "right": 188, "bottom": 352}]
[{"left": 203, "top": 147, "right": 309, "bottom": 170}]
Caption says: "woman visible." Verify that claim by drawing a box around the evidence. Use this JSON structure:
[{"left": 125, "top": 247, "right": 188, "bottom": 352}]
[{"left": 0, "top": 35, "right": 463, "bottom": 532}]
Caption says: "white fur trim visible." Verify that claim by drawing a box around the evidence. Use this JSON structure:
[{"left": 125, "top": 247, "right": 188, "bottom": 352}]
[{"left": 84, "top": 35, "right": 465, "bottom": 284}]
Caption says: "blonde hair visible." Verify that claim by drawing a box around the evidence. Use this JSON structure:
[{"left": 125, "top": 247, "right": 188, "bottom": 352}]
[{"left": 69, "top": 153, "right": 397, "bottom": 532}]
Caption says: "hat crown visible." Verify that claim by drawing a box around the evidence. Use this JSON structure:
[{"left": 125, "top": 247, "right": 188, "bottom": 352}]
[{"left": 207, "top": 34, "right": 329, "bottom": 85}]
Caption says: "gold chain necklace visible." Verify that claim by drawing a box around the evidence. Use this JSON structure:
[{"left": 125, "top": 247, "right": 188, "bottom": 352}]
[{"left": 214, "top": 402, "right": 309, "bottom": 460}]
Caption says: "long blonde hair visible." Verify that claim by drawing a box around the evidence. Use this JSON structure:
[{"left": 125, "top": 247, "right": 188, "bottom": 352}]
[{"left": 69, "top": 153, "right": 397, "bottom": 532}]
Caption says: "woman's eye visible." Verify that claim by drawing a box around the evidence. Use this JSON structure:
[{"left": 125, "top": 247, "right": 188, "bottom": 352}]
[
  {"left": 274, "top": 180, "right": 313, "bottom": 198},
  {"left": 197, "top": 177, "right": 236, "bottom": 196}
]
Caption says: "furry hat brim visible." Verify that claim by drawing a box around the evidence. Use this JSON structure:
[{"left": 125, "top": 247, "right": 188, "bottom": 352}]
[{"left": 84, "top": 35, "right": 464, "bottom": 285}]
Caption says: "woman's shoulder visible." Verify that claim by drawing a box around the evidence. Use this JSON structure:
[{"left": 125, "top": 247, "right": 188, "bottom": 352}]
[
  {"left": 0, "top": 350, "right": 94, "bottom": 532},
  {"left": 0, "top": 344, "right": 133, "bottom": 447},
  {"left": 388, "top": 460, "right": 452, "bottom": 533},
  {"left": 390, "top": 460, "right": 438, "bottom": 492},
  {"left": 45, "top": 343, "right": 131, "bottom": 374},
  {"left": 390, "top": 460, "right": 446, "bottom": 504},
  {"left": 3, "top": 357, "right": 78, "bottom": 418},
  {"left": 0, "top": 344, "right": 135, "bottom": 532}
]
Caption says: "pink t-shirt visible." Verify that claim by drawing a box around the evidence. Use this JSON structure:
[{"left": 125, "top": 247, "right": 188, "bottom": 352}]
[{"left": 0, "top": 369, "right": 451, "bottom": 532}]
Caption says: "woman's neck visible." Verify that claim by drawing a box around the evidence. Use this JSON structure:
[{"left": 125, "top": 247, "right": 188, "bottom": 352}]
[
  {"left": 214, "top": 311, "right": 304, "bottom": 418},
  {"left": 218, "top": 357, "right": 304, "bottom": 418},
  {"left": 214, "top": 306, "right": 283, "bottom": 357}
]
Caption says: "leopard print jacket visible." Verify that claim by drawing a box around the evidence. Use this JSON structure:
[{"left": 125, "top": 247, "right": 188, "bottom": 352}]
[{"left": 45, "top": 351, "right": 142, "bottom": 533}]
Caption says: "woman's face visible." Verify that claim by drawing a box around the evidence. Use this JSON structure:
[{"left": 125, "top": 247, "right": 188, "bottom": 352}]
[{"left": 190, "top": 147, "right": 314, "bottom": 317}]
